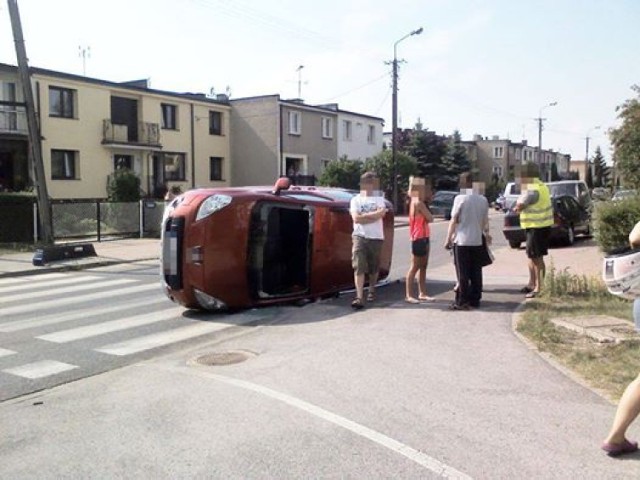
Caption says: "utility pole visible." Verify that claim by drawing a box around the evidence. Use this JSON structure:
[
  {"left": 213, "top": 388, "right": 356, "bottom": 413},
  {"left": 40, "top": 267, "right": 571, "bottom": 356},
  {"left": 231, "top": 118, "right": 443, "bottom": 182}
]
[
  {"left": 536, "top": 116, "right": 544, "bottom": 179},
  {"left": 7, "top": 0, "right": 54, "bottom": 244}
]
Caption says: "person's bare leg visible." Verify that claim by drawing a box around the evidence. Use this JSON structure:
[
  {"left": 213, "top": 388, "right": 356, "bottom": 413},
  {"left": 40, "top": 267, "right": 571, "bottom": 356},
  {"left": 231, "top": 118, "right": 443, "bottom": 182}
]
[
  {"left": 354, "top": 273, "right": 365, "bottom": 301},
  {"left": 368, "top": 271, "right": 379, "bottom": 300},
  {"left": 405, "top": 258, "right": 419, "bottom": 300},
  {"left": 533, "top": 257, "right": 545, "bottom": 292},
  {"left": 527, "top": 258, "right": 536, "bottom": 290},
  {"left": 418, "top": 256, "right": 428, "bottom": 298},
  {"left": 605, "top": 374, "right": 640, "bottom": 445}
]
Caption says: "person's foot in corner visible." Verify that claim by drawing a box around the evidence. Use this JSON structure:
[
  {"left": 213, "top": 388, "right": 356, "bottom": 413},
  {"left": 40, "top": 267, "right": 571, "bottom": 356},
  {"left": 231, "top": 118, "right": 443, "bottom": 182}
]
[
  {"left": 448, "top": 303, "right": 470, "bottom": 311},
  {"left": 601, "top": 438, "right": 638, "bottom": 457}
]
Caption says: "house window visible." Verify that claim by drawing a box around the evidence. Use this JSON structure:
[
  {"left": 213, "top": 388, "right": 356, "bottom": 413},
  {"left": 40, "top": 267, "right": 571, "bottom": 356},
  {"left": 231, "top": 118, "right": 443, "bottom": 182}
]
[
  {"left": 114, "top": 154, "right": 133, "bottom": 170},
  {"left": 49, "top": 86, "right": 75, "bottom": 118},
  {"left": 367, "top": 125, "right": 375, "bottom": 144},
  {"left": 321, "top": 117, "right": 333, "bottom": 139},
  {"left": 288, "top": 111, "right": 301, "bottom": 135},
  {"left": 209, "top": 111, "right": 222, "bottom": 135},
  {"left": 210, "top": 156, "right": 223, "bottom": 181},
  {"left": 492, "top": 166, "right": 503, "bottom": 177},
  {"left": 0, "top": 82, "right": 17, "bottom": 130},
  {"left": 164, "top": 153, "right": 186, "bottom": 181},
  {"left": 343, "top": 120, "right": 352, "bottom": 141},
  {"left": 515, "top": 149, "right": 521, "bottom": 160},
  {"left": 161, "top": 104, "right": 177, "bottom": 130},
  {"left": 493, "top": 146, "right": 503, "bottom": 158},
  {"left": 51, "top": 149, "right": 78, "bottom": 179},
  {"left": 321, "top": 159, "right": 331, "bottom": 170}
]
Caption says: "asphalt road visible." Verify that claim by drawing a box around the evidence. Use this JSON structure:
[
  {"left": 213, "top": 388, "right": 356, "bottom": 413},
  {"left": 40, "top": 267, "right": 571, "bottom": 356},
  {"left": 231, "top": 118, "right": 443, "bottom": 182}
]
[{"left": 5, "top": 213, "right": 634, "bottom": 478}]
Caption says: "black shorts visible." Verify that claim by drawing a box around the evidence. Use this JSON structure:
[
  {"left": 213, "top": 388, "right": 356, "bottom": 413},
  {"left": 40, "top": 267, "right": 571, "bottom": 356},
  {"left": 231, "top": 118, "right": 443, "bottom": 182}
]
[
  {"left": 526, "top": 227, "right": 551, "bottom": 259},
  {"left": 411, "top": 238, "right": 430, "bottom": 257}
]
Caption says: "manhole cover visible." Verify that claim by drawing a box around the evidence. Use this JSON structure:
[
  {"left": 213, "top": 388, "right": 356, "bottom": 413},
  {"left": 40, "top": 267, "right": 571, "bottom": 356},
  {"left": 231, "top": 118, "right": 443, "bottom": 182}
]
[{"left": 193, "top": 351, "right": 253, "bottom": 366}]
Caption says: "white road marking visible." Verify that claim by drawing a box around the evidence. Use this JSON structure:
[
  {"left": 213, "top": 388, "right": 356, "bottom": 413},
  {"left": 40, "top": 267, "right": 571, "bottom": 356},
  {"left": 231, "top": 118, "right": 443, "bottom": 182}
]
[
  {"left": 0, "top": 283, "right": 160, "bottom": 318},
  {"left": 0, "top": 297, "right": 168, "bottom": 333},
  {"left": 95, "top": 317, "right": 255, "bottom": 356},
  {"left": 37, "top": 307, "right": 185, "bottom": 343},
  {"left": 0, "top": 278, "right": 136, "bottom": 304},
  {"left": 0, "top": 273, "right": 67, "bottom": 288},
  {"left": 0, "top": 348, "right": 16, "bottom": 358},
  {"left": 2, "top": 360, "right": 78, "bottom": 379},
  {"left": 0, "top": 274, "right": 101, "bottom": 295},
  {"left": 161, "top": 367, "right": 472, "bottom": 479}
]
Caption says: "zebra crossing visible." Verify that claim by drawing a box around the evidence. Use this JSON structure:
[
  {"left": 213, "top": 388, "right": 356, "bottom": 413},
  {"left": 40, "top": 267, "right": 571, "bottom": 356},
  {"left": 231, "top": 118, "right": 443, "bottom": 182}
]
[{"left": 0, "top": 271, "right": 262, "bottom": 391}]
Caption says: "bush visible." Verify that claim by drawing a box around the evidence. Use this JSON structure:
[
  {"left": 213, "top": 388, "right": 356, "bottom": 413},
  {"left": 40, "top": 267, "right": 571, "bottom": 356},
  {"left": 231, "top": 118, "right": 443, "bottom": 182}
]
[
  {"left": 318, "top": 157, "right": 362, "bottom": 190},
  {"left": 107, "top": 169, "right": 140, "bottom": 202},
  {"left": 593, "top": 195, "right": 640, "bottom": 253}
]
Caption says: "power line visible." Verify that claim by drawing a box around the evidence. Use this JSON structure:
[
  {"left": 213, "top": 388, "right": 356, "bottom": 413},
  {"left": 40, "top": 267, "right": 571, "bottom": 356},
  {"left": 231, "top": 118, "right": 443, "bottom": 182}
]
[{"left": 322, "top": 73, "right": 389, "bottom": 102}]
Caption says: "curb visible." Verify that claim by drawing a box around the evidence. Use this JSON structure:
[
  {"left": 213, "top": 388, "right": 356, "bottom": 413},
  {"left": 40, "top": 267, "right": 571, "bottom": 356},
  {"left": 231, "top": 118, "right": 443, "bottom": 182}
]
[{"left": 510, "top": 306, "right": 616, "bottom": 405}]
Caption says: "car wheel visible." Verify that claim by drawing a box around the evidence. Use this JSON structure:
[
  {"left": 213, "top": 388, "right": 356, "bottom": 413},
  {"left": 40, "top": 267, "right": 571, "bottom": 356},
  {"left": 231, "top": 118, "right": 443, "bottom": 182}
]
[
  {"left": 509, "top": 239, "right": 521, "bottom": 249},
  {"left": 566, "top": 225, "right": 575, "bottom": 246}
]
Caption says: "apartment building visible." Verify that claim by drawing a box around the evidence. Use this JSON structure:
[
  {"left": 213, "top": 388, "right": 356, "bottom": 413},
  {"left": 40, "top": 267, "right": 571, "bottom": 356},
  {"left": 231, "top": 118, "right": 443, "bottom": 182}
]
[{"left": 0, "top": 63, "right": 231, "bottom": 199}]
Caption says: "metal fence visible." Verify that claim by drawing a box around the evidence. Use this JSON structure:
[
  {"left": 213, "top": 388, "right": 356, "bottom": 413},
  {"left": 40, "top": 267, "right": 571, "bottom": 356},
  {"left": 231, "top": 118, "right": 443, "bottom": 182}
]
[{"left": 1, "top": 199, "right": 166, "bottom": 244}]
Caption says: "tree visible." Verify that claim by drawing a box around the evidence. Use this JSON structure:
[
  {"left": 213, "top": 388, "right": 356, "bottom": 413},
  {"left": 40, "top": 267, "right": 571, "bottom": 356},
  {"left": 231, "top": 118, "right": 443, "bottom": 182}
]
[
  {"left": 318, "top": 156, "right": 362, "bottom": 190},
  {"left": 440, "top": 130, "right": 472, "bottom": 189},
  {"left": 107, "top": 168, "right": 141, "bottom": 202},
  {"left": 592, "top": 146, "right": 610, "bottom": 187},
  {"left": 363, "top": 150, "right": 418, "bottom": 202},
  {"left": 585, "top": 162, "right": 593, "bottom": 189},
  {"left": 404, "top": 129, "right": 448, "bottom": 184},
  {"left": 610, "top": 85, "right": 640, "bottom": 189}
]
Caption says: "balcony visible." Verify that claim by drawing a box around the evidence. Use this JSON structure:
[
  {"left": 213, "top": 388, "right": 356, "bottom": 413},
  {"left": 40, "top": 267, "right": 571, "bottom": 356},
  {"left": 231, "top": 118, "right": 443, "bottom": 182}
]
[
  {"left": 0, "top": 107, "right": 28, "bottom": 136},
  {"left": 102, "top": 119, "right": 162, "bottom": 149}
]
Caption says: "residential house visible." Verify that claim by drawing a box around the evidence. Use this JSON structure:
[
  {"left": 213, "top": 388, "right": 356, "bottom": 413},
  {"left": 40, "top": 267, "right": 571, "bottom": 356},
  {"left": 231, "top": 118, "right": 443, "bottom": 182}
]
[
  {"left": 0, "top": 63, "right": 231, "bottom": 199},
  {"left": 469, "top": 135, "right": 570, "bottom": 184},
  {"left": 230, "top": 95, "right": 340, "bottom": 186},
  {"left": 230, "top": 95, "right": 384, "bottom": 186},
  {"left": 318, "top": 104, "right": 384, "bottom": 161}
]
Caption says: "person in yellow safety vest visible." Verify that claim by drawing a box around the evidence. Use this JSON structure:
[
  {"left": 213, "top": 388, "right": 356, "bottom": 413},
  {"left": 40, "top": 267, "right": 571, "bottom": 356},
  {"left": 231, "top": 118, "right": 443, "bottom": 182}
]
[{"left": 514, "top": 165, "right": 553, "bottom": 298}]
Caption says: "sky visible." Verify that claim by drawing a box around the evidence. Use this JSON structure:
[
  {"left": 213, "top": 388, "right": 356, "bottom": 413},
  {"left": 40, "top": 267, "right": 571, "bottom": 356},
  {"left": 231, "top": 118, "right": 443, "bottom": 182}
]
[{"left": 1, "top": 0, "right": 639, "bottom": 162}]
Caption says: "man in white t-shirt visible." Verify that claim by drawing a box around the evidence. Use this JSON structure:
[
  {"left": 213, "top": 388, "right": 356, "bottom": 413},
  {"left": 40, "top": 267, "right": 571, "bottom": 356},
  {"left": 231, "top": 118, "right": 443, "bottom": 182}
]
[
  {"left": 444, "top": 173, "right": 490, "bottom": 310},
  {"left": 349, "top": 171, "right": 387, "bottom": 310}
]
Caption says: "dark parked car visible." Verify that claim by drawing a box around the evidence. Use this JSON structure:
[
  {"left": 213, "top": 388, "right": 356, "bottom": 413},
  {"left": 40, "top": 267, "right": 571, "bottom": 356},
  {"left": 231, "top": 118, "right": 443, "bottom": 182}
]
[
  {"left": 160, "top": 178, "right": 394, "bottom": 310},
  {"left": 502, "top": 194, "right": 591, "bottom": 249},
  {"left": 429, "top": 190, "right": 458, "bottom": 220}
]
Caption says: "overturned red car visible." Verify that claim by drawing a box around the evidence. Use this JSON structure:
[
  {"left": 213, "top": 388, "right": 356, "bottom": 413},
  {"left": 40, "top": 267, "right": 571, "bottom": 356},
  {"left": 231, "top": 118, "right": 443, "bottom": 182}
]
[{"left": 161, "top": 179, "right": 394, "bottom": 310}]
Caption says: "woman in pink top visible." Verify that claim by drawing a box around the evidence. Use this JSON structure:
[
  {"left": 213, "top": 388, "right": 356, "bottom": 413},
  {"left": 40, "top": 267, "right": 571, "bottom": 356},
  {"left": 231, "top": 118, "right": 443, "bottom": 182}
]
[{"left": 405, "top": 179, "right": 434, "bottom": 303}]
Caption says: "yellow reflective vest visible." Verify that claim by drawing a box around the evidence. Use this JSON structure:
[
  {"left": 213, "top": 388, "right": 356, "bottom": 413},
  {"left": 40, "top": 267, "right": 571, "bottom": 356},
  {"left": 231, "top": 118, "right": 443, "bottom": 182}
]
[{"left": 520, "top": 180, "right": 553, "bottom": 229}]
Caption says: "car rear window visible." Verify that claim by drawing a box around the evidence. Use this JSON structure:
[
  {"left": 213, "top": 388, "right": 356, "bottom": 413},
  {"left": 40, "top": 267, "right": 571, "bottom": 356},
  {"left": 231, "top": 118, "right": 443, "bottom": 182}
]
[{"left": 548, "top": 183, "right": 575, "bottom": 197}]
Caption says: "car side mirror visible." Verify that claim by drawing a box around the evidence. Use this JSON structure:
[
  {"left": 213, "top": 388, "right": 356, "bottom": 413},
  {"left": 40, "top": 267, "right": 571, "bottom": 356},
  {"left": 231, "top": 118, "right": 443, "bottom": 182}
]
[{"left": 272, "top": 177, "right": 291, "bottom": 195}]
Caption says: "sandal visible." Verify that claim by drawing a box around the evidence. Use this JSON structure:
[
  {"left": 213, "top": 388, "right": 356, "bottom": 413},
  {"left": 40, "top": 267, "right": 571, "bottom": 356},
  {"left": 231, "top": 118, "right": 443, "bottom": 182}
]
[
  {"left": 601, "top": 439, "right": 638, "bottom": 457},
  {"left": 520, "top": 286, "right": 534, "bottom": 293},
  {"left": 351, "top": 298, "right": 364, "bottom": 310},
  {"left": 405, "top": 297, "right": 419, "bottom": 304},
  {"left": 367, "top": 291, "right": 375, "bottom": 302},
  {"left": 525, "top": 291, "right": 538, "bottom": 299}
]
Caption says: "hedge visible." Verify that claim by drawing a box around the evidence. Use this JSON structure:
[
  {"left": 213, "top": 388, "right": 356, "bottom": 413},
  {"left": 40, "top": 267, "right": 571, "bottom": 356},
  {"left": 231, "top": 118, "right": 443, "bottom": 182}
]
[{"left": 594, "top": 195, "right": 640, "bottom": 254}]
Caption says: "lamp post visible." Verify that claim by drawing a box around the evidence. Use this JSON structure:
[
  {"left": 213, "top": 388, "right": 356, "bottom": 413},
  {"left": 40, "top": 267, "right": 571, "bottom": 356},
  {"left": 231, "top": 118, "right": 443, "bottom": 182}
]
[
  {"left": 392, "top": 27, "right": 423, "bottom": 212},
  {"left": 585, "top": 125, "right": 601, "bottom": 185},
  {"left": 536, "top": 101, "right": 557, "bottom": 181}
]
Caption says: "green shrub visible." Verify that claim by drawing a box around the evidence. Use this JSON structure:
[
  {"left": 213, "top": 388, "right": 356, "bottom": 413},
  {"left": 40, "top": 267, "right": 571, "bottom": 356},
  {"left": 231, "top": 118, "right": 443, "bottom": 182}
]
[
  {"left": 107, "top": 169, "right": 141, "bottom": 202},
  {"left": 593, "top": 195, "right": 640, "bottom": 253}
]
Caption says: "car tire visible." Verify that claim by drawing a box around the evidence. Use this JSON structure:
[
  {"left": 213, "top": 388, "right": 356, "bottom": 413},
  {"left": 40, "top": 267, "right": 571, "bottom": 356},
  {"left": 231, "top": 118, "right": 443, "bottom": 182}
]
[
  {"left": 566, "top": 225, "right": 575, "bottom": 246},
  {"left": 509, "top": 239, "right": 521, "bottom": 249}
]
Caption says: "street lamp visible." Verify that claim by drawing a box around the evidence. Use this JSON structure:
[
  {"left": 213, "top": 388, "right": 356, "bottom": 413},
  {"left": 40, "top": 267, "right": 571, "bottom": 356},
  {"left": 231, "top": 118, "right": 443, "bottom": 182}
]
[
  {"left": 392, "top": 27, "right": 423, "bottom": 213},
  {"left": 585, "top": 125, "right": 601, "bottom": 185},
  {"left": 537, "top": 101, "right": 557, "bottom": 181}
]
